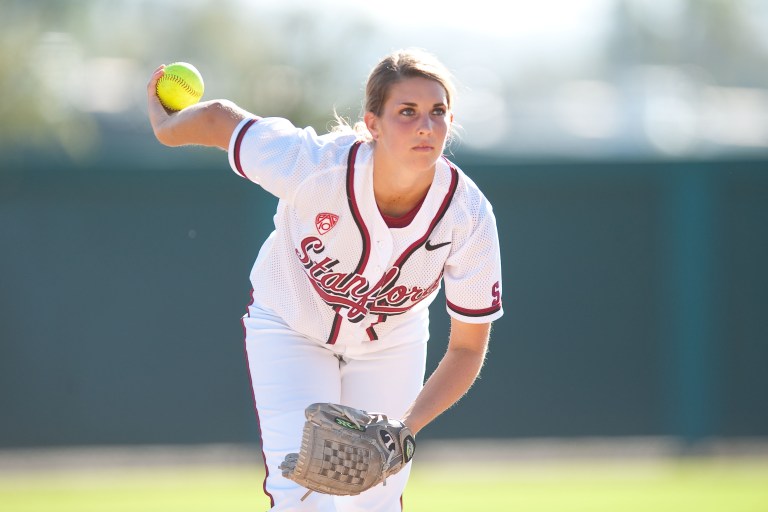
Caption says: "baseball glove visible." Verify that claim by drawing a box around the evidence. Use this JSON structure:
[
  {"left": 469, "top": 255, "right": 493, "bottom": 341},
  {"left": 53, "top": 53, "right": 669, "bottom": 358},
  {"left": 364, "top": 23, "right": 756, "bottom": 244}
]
[{"left": 279, "top": 403, "right": 416, "bottom": 500}]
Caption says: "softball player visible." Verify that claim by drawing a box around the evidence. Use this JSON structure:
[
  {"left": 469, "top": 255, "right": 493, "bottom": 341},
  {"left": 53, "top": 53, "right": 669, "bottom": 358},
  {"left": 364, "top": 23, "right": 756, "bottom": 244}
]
[{"left": 147, "top": 49, "right": 503, "bottom": 511}]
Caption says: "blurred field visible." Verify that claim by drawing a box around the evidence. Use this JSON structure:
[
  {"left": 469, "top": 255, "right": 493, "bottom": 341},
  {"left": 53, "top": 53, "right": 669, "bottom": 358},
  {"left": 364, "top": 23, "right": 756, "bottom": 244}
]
[{"left": 1, "top": 444, "right": 767, "bottom": 512}]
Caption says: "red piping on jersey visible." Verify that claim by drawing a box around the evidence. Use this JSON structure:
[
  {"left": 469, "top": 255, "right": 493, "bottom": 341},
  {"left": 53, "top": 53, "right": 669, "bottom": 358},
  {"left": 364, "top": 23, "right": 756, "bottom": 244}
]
[
  {"left": 446, "top": 299, "right": 502, "bottom": 318},
  {"left": 326, "top": 141, "right": 368, "bottom": 344},
  {"left": 240, "top": 291, "right": 275, "bottom": 508},
  {"left": 232, "top": 118, "right": 260, "bottom": 179},
  {"left": 345, "top": 141, "right": 371, "bottom": 275}
]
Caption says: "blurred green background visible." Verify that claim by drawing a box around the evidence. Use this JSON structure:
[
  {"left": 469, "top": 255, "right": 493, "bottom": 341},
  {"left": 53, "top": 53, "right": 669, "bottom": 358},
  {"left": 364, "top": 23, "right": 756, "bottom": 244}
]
[{"left": 1, "top": 2, "right": 767, "bottom": 508}]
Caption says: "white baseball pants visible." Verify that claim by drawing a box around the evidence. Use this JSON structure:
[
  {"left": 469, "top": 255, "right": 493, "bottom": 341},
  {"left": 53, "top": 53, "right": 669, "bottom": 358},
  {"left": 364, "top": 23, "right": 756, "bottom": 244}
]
[{"left": 243, "top": 304, "right": 428, "bottom": 511}]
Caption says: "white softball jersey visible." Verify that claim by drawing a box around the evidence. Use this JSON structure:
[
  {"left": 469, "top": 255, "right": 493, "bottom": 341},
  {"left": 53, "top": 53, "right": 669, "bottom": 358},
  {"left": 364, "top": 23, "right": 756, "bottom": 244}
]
[{"left": 228, "top": 117, "right": 503, "bottom": 348}]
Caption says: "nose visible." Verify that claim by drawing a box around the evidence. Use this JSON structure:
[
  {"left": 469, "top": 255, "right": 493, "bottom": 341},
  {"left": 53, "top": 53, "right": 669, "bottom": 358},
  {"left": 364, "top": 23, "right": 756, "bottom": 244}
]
[{"left": 417, "top": 114, "right": 433, "bottom": 135}]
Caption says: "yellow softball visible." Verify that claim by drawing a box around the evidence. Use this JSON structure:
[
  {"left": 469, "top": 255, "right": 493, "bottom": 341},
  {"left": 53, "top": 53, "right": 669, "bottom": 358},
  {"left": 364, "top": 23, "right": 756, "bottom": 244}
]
[{"left": 156, "top": 62, "right": 204, "bottom": 111}]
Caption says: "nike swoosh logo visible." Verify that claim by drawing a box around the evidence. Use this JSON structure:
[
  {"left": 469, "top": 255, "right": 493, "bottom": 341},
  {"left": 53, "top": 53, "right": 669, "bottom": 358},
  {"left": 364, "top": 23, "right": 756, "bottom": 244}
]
[{"left": 425, "top": 240, "right": 451, "bottom": 251}]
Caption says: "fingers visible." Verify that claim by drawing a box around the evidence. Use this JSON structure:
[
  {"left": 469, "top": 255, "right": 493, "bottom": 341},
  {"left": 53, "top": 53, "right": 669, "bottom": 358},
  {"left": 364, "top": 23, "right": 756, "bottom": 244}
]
[
  {"left": 146, "top": 64, "right": 168, "bottom": 112},
  {"left": 146, "top": 64, "right": 166, "bottom": 94},
  {"left": 147, "top": 64, "right": 172, "bottom": 141}
]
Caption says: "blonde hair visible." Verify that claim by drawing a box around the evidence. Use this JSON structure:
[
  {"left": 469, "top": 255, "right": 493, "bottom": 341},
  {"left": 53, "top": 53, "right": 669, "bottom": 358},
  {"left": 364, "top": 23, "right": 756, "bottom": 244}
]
[{"left": 333, "top": 48, "right": 457, "bottom": 142}]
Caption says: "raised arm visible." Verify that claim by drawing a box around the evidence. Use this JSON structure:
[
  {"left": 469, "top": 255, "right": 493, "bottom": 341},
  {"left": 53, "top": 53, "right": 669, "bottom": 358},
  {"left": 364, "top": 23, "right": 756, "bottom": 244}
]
[
  {"left": 146, "top": 65, "right": 254, "bottom": 150},
  {"left": 401, "top": 317, "right": 491, "bottom": 435}
]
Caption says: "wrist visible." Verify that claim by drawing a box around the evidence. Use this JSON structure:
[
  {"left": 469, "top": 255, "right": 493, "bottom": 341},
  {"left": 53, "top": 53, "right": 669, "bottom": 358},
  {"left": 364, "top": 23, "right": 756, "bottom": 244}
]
[{"left": 400, "top": 416, "right": 422, "bottom": 437}]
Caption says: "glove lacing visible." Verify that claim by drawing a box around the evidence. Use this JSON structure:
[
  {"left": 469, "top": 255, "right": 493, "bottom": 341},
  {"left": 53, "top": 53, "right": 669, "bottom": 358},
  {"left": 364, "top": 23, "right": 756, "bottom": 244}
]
[{"left": 330, "top": 405, "right": 397, "bottom": 486}]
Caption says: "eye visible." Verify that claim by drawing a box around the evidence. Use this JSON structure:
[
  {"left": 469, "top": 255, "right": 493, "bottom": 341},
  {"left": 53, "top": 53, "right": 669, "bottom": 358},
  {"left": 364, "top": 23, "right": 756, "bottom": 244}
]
[
  {"left": 399, "top": 107, "right": 415, "bottom": 116},
  {"left": 431, "top": 107, "right": 447, "bottom": 116}
]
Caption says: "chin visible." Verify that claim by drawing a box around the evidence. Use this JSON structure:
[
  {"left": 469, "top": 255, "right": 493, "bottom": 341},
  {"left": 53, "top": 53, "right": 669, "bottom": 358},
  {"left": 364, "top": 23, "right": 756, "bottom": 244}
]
[
  {"left": 416, "top": 154, "right": 441, "bottom": 171},
  {"left": 409, "top": 148, "right": 440, "bottom": 162}
]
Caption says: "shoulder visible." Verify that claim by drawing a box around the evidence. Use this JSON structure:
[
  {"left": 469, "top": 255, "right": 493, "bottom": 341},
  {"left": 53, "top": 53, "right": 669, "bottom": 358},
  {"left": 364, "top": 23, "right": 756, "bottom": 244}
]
[
  {"left": 231, "top": 116, "right": 360, "bottom": 172},
  {"left": 229, "top": 117, "right": 362, "bottom": 198},
  {"left": 237, "top": 117, "right": 359, "bottom": 152}
]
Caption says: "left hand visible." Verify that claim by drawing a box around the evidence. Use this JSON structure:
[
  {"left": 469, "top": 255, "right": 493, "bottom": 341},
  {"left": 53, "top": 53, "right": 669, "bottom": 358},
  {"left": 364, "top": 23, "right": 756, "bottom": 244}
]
[{"left": 279, "top": 403, "right": 416, "bottom": 500}]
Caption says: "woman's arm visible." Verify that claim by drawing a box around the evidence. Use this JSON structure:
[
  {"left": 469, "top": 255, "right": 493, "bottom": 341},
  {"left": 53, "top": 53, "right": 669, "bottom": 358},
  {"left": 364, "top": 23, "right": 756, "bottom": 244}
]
[
  {"left": 146, "top": 65, "right": 253, "bottom": 150},
  {"left": 401, "top": 318, "right": 491, "bottom": 435}
]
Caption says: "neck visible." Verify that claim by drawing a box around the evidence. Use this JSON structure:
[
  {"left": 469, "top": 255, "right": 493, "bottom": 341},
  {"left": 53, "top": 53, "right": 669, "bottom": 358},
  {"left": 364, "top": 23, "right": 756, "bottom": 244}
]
[{"left": 372, "top": 153, "right": 435, "bottom": 218}]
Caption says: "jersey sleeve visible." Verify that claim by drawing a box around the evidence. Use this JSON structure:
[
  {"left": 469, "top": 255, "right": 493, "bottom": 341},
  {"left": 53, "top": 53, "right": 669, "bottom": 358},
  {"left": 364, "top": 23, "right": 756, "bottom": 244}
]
[
  {"left": 227, "top": 117, "right": 355, "bottom": 201},
  {"left": 443, "top": 197, "right": 504, "bottom": 324}
]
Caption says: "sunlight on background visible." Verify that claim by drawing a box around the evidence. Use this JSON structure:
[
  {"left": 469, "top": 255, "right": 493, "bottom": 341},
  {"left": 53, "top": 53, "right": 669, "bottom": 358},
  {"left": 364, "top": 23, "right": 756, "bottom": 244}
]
[
  {"left": 4, "top": 0, "right": 767, "bottom": 160},
  {"left": 239, "top": 0, "right": 617, "bottom": 151},
  {"left": 329, "top": 0, "right": 613, "bottom": 43}
]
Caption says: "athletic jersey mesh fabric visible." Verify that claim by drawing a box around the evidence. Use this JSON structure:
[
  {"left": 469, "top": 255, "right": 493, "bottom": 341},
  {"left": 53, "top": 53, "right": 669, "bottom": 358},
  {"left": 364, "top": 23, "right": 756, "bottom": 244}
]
[{"left": 229, "top": 117, "right": 503, "bottom": 346}]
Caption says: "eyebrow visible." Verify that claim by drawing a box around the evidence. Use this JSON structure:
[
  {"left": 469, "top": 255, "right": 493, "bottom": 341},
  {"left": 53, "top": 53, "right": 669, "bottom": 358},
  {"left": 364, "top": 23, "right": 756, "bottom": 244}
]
[{"left": 398, "top": 102, "right": 448, "bottom": 107}]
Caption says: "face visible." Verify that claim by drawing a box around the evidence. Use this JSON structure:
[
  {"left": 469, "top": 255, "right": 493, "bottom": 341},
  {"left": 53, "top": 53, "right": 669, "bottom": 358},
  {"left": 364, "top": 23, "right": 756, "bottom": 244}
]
[{"left": 365, "top": 76, "right": 452, "bottom": 173}]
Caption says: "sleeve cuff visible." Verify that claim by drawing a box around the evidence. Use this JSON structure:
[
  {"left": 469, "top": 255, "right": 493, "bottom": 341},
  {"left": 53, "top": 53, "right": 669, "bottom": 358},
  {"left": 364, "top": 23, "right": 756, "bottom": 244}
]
[
  {"left": 446, "top": 300, "right": 504, "bottom": 323},
  {"left": 228, "top": 117, "right": 260, "bottom": 179}
]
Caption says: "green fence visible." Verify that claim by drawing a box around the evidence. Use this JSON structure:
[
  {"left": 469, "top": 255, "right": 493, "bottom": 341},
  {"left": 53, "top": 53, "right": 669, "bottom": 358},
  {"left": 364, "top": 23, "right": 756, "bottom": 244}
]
[{"left": 1, "top": 148, "right": 766, "bottom": 447}]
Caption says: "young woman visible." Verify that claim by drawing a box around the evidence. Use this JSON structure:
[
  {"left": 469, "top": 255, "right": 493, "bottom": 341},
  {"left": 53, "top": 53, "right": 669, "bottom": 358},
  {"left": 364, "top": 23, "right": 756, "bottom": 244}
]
[{"left": 147, "top": 48, "right": 503, "bottom": 511}]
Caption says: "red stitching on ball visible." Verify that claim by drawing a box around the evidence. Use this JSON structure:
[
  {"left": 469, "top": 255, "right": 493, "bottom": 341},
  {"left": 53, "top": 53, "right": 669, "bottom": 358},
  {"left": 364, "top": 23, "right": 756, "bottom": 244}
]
[{"left": 158, "top": 73, "right": 201, "bottom": 97}]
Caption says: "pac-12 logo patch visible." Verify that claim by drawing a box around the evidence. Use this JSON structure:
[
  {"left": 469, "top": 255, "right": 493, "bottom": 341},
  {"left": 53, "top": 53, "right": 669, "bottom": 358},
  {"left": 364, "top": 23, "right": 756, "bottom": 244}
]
[{"left": 315, "top": 213, "right": 339, "bottom": 235}]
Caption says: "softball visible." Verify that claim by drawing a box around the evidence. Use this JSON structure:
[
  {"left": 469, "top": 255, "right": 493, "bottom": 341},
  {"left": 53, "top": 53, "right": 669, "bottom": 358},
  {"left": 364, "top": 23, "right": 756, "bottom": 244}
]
[{"left": 156, "top": 62, "right": 204, "bottom": 111}]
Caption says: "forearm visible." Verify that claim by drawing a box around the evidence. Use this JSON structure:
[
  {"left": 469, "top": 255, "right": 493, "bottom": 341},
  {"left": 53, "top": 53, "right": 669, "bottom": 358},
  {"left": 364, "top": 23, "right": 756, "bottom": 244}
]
[
  {"left": 402, "top": 344, "right": 487, "bottom": 435},
  {"left": 151, "top": 99, "right": 249, "bottom": 149}
]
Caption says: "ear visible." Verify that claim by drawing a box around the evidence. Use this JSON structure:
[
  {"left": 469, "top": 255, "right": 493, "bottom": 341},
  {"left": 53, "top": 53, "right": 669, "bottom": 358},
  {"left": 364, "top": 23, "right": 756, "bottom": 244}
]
[
  {"left": 364, "top": 111, "right": 380, "bottom": 140},
  {"left": 449, "top": 112, "right": 455, "bottom": 124}
]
